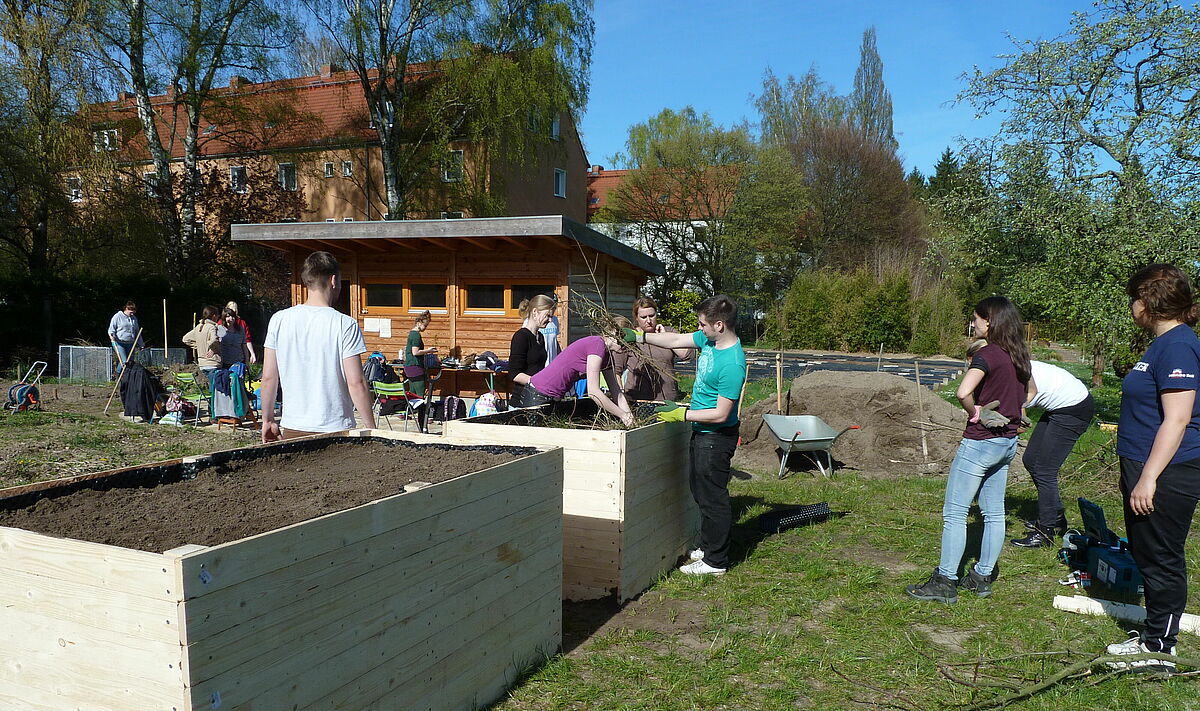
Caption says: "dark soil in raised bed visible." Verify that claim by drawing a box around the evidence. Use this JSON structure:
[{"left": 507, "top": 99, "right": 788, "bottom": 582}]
[{"left": 0, "top": 438, "right": 529, "bottom": 552}]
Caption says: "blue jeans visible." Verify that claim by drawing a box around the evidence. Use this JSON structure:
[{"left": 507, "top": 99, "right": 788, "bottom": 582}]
[
  {"left": 112, "top": 340, "right": 134, "bottom": 376},
  {"left": 938, "top": 436, "right": 1018, "bottom": 579}
]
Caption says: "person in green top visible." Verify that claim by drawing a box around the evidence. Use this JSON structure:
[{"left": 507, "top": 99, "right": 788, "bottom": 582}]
[
  {"left": 403, "top": 310, "right": 438, "bottom": 398},
  {"left": 625, "top": 295, "right": 746, "bottom": 576}
]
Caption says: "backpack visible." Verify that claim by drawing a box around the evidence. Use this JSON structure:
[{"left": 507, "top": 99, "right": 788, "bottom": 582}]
[
  {"left": 471, "top": 391, "right": 498, "bottom": 417},
  {"left": 439, "top": 395, "right": 467, "bottom": 421},
  {"left": 363, "top": 355, "right": 398, "bottom": 385}
]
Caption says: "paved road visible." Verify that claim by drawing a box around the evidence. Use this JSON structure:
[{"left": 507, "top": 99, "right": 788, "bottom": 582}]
[{"left": 674, "top": 350, "right": 964, "bottom": 390}]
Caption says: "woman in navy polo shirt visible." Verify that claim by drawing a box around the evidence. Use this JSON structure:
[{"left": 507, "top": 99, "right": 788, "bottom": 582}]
[
  {"left": 1105, "top": 264, "right": 1200, "bottom": 673},
  {"left": 907, "top": 296, "right": 1033, "bottom": 603}
]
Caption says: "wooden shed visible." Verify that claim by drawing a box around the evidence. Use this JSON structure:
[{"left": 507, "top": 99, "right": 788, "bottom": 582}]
[{"left": 232, "top": 216, "right": 664, "bottom": 396}]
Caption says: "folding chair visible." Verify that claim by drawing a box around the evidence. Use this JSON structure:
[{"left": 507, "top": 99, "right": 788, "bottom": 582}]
[
  {"left": 172, "top": 372, "right": 208, "bottom": 424},
  {"left": 372, "top": 380, "right": 427, "bottom": 432}
]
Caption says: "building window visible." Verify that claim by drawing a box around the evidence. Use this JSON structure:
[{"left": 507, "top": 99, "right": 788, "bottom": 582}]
[
  {"left": 461, "top": 282, "right": 555, "bottom": 317},
  {"left": 66, "top": 177, "right": 82, "bottom": 202},
  {"left": 143, "top": 171, "right": 159, "bottom": 196},
  {"left": 278, "top": 163, "right": 297, "bottom": 191},
  {"left": 464, "top": 283, "right": 505, "bottom": 313},
  {"left": 342, "top": 160, "right": 353, "bottom": 177},
  {"left": 409, "top": 283, "right": 448, "bottom": 310},
  {"left": 92, "top": 128, "right": 118, "bottom": 152},
  {"left": 553, "top": 168, "right": 566, "bottom": 198},
  {"left": 230, "top": 165, "right": 247, "bottom": 193},
  {"left": 550, "top": 115, "right": 561, "bottom": 140},
  {"left": 323, "top": 162, "right": 334, "bottom": 178},
  {"left": 510, "top": 284, "right": 554, "bottom": 310},
  {"left": 363, "top": 283, "right": 405, "bottom": 308},
  {"left": 202, "top": 124, "right": 217, "bottom": 135},
  {"left": 440, "top": 211, "right": 464, "bottom": 219},
  {"left": 442, "top": 150, "right": 464, "bottom": 182},
  {"left": 360, "top": 281, "right": 449, "bottom": 315}
]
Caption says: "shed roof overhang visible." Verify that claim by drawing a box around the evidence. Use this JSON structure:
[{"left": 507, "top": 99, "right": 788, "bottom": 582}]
[{"left": 231, "top": 215, "right": 665, "bottom": 276}]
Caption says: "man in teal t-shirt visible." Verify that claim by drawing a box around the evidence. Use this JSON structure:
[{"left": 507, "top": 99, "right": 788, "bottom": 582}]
[{"left": 625, "top": 295, "right": 747, "bottom": 576}]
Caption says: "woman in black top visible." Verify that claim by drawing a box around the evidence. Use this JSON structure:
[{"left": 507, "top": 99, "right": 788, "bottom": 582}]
[{"left": 509, "top": 295, "right": 555, "bottom": 407}]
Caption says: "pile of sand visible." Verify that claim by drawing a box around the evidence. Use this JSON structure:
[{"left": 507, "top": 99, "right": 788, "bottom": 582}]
[{"left": 736, "top": 370, "right": 973, "bottom": 477}]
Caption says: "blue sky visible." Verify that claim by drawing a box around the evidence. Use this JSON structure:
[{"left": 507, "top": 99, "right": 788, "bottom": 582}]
[{"left": 579, "top": 0, "right": 1096, "bottom": 175}]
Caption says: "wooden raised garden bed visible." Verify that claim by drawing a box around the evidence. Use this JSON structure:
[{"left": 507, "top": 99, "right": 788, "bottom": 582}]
[
  {"left": 443, "top": 400, "right": 699, "bottom": 602},
  {"left": 0, "top": 430, "right": 563, "bottom": 711}
]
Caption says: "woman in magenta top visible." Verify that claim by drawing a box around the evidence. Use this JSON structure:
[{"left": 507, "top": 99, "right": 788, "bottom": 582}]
[{"left": 520, "top": 334, "right": 634, "bottom": 427}]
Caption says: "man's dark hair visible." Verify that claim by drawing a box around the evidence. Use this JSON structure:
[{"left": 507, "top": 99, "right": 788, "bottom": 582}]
[
  {"left": 696, "top": 295, "right": 737, "bottom": 327},
  {"left": 124, "top": 300, "right": 137, "bottom": 310},
  {"left": 301, "top": 251, "right": 340, "bottom": 289}
]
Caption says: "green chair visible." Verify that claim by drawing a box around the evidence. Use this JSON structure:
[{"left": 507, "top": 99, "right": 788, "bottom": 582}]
[
  {"left": 371, "top": 380, "right": 426, "bottom": 432},
  {"left": 173, "top": 371, "right": 209, "bottom": 424}
]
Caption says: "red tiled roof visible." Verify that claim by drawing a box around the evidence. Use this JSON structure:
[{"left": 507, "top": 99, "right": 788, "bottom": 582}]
[
  {"left": 92, "top": 66, "right": 441, "bottom": 160},
  {"left": 585, "top": 166, "right": 629, "bottom": 220}
]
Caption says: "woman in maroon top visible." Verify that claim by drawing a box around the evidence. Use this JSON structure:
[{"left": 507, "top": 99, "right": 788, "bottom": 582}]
[{"left": 907, "top": 296, "right": 1034, "bottom": 603}]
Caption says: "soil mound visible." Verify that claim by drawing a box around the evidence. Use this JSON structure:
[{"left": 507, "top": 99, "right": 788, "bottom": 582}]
[{"left": 736, "top": 370, "right": 967, "bottom": 477}]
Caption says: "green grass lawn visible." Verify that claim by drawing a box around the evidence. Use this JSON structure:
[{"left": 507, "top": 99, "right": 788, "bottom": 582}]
[
  {"left": 497, "top": 469, "right": 1200, "bottom": 710},
  {"left": 495, "top": 354, "right": 1200, "bottom": 710}
]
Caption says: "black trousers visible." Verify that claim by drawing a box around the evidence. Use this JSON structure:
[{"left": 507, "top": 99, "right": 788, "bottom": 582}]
[
  {"left": 1120, "top": 456, "right": 1200, "bottom": 652},
  {"left": 510, "top": 383, "right": 554, "bottom": 408},
  {"left": 1022, "top": 394, "right": 1095, "bottom": 529},
  {"left": 689, "top": 428, "right": 739, "bottom": 570}
]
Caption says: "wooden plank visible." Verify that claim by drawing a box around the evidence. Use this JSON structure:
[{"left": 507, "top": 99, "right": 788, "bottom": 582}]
[
  {"left": 0, "top": 527, "right": 178, "bottom": 601},
  {"left": 0, "top": 606, "right": 186, "bottom": 709},
  {"left": 443, "top": 421, "right": 623, "bottom": 451},
  {"left": 364, "top": 592, "right": 560, "bottom": 710},
  {"left": 176, "top": 449, "right": 559, "bottom": 599},
  {"left": 183, "top": 500, "right": 560, "bottom": 678},
  {"left": 179, "top": 469, "right": 559, "bottom": 643},
  {"left": 0, "top": 566, "right": 180, "bottom": 643},
  {"left": 192, "top": 543, "right": 561, "bottom": 710}
]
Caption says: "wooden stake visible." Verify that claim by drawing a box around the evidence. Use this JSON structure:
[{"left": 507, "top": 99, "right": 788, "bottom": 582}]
[
  {"left": 162, "top": 298, "right": 168, "bottom": 360},
  {"left": 915, "top": 360, "right": 928, "bottom": 462},
  {"left": 104, "top": 328, "right": 144, "bottom": 416},
  {"left": 775, "top": 351, "right": 783, "bottom": 414}
]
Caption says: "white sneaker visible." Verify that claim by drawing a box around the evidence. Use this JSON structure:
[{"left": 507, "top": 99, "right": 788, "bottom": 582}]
[
  {"left": 1105, "top": 633, "right": 1176, "bottom": 674},
  {"left": 679, "top": 559, "right": 726, "bottom": 576},
  {"left": 688, "top": 548, "right": 704, "bottom": 561}
]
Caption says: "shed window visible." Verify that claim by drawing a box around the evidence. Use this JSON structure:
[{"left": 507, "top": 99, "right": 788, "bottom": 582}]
[
  {"left": 66, "top": 177, "right": 83, "bottom": 202},
  {"left": 410, "top": 283, "right": 447, "bottom": 309},
  {"left": 342, "top": 160, "right": 353, "bottom": 177},
  {"left": 364, "top": 283, "right": 404, "bottom": 308},
  {"left": 323, "top": 162, "right": 335, "bottom": 178},
  {"left": 230, "top": 165, "right": 247, "bottom": 193},
  {"left": 443, "top": 150, "right": 464, "bottom": 182},
  {"left": 465, "top": 284, "right": 504, "bottom": 311},
  {"left": 510, "top": 284, "right": 555, "bottom": 309}
]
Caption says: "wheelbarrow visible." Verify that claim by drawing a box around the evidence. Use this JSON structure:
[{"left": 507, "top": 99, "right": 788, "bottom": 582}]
[{"left": 761, "top": 414, "right": 859, "bottom": 479}]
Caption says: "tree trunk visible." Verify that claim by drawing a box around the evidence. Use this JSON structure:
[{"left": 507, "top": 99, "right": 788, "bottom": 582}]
[{"left": 1091, "top": 340, "right": 1104, "bottom": 388}]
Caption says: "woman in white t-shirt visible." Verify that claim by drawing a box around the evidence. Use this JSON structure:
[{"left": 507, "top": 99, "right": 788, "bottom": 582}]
[{"left": 967, "top": 340, "right": 1095, "bottom": 547}]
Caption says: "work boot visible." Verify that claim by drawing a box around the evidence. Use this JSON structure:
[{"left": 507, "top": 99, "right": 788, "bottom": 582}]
[
  {"left": 1010, "top": 529, "right": 1055, "bottom": 547},
  {"left": 958, "top": 563, "right": 999, "bottom": 597},
  {"left": 905, "top": 569, "right": 957, "bottom": 603}
]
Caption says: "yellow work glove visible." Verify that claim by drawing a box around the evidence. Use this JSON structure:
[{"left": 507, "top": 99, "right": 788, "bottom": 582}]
[
  {"left": 621, "top": 327, "right": 645, "bottom": 343},
  {"left": 656, "top": 406, "right": 687, "bottom": 423}
]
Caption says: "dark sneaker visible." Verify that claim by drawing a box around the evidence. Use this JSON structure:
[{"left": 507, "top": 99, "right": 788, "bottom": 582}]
[
  {"left": 1011, "top": 530, "right": 1055, "bottom": 548},
  {"left": 958, "top": 563, "right": 999, "bottom": 597},
  {"left": 906, "top": 569, "right": 958, "bottom": 603}
]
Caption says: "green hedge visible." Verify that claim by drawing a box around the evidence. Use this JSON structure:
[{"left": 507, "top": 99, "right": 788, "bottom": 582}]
[{"left": 765, "top": 270, "right": 965, "bottom": 356}]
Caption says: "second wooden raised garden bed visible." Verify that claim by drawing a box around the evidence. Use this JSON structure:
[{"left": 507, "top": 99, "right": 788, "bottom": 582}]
[{"left": 443, "top": 400, "right": 699, "bottom": 601}]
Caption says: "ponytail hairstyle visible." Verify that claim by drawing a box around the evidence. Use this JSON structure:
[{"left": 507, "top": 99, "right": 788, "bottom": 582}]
[
  {"left": 413, "top": 310, "right": 431, "bottom": 327},
  {"left": 201, "top": 305, "right": 219, "bottom": 322},
  {"left": 1127, "top": 263, "right": 1199, "bottom": 327},
  {"left": 974, "top": 296, "right": 1031, "bottom": 384},
  {"left": 518, "top": 294, "right": 556, "bottom": 320}
]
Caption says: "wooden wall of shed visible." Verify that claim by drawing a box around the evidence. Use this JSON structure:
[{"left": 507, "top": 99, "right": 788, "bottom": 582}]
[
  {"left": 274, "top": 241, "right": 649, "bottom": 366},
  {"left": 566, "top": 253, "right": 643, "bottom": 343}
]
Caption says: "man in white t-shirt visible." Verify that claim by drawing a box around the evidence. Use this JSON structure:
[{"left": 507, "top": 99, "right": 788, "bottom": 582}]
[{"left": 260, "top": 251, "right": 376, "bottom": 442}]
